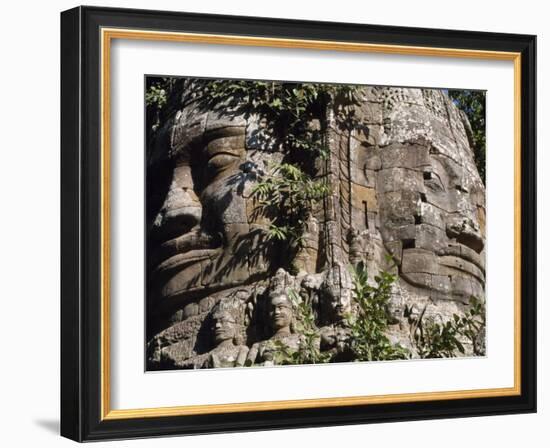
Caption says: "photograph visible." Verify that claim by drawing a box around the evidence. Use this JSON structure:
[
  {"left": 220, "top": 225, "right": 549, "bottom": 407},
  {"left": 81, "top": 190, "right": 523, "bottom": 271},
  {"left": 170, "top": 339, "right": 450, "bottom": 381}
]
[{"left": 145, "top": 77, "right": 487, "bottom": 370}]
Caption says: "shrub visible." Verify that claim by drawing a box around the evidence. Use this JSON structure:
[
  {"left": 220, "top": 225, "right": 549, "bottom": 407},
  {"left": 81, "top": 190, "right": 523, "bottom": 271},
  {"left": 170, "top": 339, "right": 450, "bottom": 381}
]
[
  {"left": 407, "top": 296, "right": 486, "bottom": 358},
  {"left": 346, "top": 263, "right": 409, "bottom": 361}
]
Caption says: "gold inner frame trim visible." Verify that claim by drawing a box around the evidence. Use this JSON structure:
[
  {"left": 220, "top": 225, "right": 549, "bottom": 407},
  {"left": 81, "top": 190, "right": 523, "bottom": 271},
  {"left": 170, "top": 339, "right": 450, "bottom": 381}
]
[{"left": 100, "top": 27, "right": 522, "bottom": 420}]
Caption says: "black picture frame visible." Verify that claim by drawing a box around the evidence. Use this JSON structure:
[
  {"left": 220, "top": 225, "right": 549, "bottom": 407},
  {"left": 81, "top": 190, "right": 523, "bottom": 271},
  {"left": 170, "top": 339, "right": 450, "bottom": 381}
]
[{"left": 61, "top": 5, "right": 536, "bottom": 442}]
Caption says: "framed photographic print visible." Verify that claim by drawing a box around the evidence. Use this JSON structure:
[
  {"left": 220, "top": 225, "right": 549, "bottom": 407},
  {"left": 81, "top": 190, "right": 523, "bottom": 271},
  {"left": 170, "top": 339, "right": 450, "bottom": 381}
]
[{"left": 60, "top": 6, "right": 537, "bottom": 442}]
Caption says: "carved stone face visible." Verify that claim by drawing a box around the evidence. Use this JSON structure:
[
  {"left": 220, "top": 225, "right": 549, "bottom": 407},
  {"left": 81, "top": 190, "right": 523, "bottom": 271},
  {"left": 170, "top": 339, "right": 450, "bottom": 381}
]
[
  {"left": 148, "top": 104, "right": 270, "bottom": 305},
  {"left": 356, "top": 87, "right": 486, "bottom": 303},
  {"left": 269, "top": 294, "right": 293, "bottom": 332},
  {"left": 212, "top": 310, "right": 238, "bottom": 344},
  {"left": 326, "top": 286, "right": 352, "bottom": 322}
]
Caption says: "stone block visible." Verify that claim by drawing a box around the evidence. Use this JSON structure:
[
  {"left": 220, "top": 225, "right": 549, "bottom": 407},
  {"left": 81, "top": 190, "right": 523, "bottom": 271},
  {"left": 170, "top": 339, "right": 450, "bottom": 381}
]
[
  {"left": 414, "top": 224, "right": 447, "bottom": 254},
  {"left": 161, "top": 259, "right": 203, "bottom": 299},
  {"left": 380, "top": 144, "right": 430, "bottom": 169},
  {"left": 351, "top": 184, "right": 378, "bottom": 212},
  {"left": 419, "top": 202, "right": 446, "bottom": 229},
  {"left": 245, "top": 116, "right": 276, "bottom": 151},
  {"left": 451, "top": 275, "right": 475, "bottom": 299},
  {"left": 350, "top": 205, "right": 368, "bottom": 232},
  {"left": 377, "top": 167, "right": 423, "bottom": 194},
  {"left": 380, "top": 223, "right": 415, "bottom": 244},
  {"left": 401, "top": 272, "right": 432, "bottom": 289},
  {"left": 199, "top": 296, "right": 214, "bottom": 313},
  {"left": 379, "top": 190, "right": 420, "bottom": 227},
  {"left": 401, "top": 248, "right": 438, "bottom": 274},
  {"left": 439, "top": 255, "right": 485, "bottom": 284},
  {"left": 430, "top": 275, "right": 452, "bottom": 294}
]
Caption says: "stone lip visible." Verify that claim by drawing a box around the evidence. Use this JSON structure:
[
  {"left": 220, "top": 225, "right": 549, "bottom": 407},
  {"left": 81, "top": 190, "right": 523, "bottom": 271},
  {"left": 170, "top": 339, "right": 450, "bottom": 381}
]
[
  {"left": 438, "top": 254, "right": 485, "bottom": 284},
  {"left": 438, "top": 244, "right": 485, "bottom": 274},
  {"left": 151, "top": 230, "right": 219, "bottom": 268},
  {"left": 153, "top": 248, "right": 221, "bottom": 276}
]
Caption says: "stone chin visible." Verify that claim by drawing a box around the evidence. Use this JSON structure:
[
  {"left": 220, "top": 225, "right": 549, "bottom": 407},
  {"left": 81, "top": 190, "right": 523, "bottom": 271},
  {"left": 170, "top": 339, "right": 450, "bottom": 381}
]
[{"left": 399, "top": 254, "right": 485, "bottom": 302}]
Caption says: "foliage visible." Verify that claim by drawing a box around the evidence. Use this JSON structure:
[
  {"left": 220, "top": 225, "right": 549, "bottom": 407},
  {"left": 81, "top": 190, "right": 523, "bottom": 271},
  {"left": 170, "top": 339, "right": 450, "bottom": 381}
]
[
  {"left": 270, "top": 289, "right": 331, "bottom": 366},
  {"left": 199, "top": 80, "right": 363, "bottom": 268},
  {"left": 346, "top": 263, "right": 409, "bottom": 361},
  {"left": 251, "top": 163, "right": 329, "bottom": 251},
  {"left": 255, "top": 267, "right": 486, "bottom": 366},
  {"left": 203, "top": 80, "right": 360, "bottom": 159},
  {"left": 145, "top": 79, "right": 368, "bottom": 267},
  {"left": 447, "top": 90, "right": 486, "bottom": 183},
  {"left": 145, "top": 84, "right": 168, "bottom": 108},
  {"left": 145, "top": 77, "right": 179, "bottom": 150},
  {"left": 407, "top": 296, "right": 486, "bottom": 358},
  {"left": 461, "top": 297, "right": 487, "bottom": 356}
]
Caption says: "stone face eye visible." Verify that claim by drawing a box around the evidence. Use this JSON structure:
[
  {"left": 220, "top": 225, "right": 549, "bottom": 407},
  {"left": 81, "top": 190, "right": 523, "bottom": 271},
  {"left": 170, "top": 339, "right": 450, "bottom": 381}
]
[
  {"left": 204, "top": 134, "right": 246, "bottom": 177},
  {"left": 207, "top": 152, "right": 240, "bottom": 172},
  {"left": 423, "top": 170, "right": 445, "bottom": 192}
]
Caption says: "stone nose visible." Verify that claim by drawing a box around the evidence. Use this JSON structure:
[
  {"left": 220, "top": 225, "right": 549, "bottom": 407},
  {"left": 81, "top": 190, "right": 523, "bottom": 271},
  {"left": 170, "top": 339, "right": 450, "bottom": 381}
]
[
  {"left": 153, "top": 177, "right": 202, "bottom": 239},
  {"left": 335, "top": 295, "right": 346, "bottom": 306},
  {"left": 446, "top": 215, "right": 484, "bottom": 253}
]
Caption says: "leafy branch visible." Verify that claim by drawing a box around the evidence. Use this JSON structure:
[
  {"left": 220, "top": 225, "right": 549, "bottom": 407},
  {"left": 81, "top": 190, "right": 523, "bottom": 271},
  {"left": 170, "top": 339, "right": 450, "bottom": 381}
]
[
  {"left": 346, "top": 263, "right": 409, "bottom": 361},
  {"left": 251, "top": 163, "right": 329, "bottom": 253},
  {"left": 448, "top": 90, "right": 486, "bottom": 183},
  {"left": 407, "top": 296, "right": 486, "bottom": 358}
]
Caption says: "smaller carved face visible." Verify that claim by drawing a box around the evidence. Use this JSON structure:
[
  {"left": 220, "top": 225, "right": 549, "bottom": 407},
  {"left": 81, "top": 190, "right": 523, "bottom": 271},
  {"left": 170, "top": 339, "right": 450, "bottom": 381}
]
[
  {"left": 269, "top": 294, "right": 293, "bottom": 331},
  {"left": 327, "top": 287, "right": 352, "bottom": 322},
  {"left": 301, "top": 275, "right": 316, "bottom": 290},
  {"left": 212, "top": 311, "right": 238, "bottom": 344}
]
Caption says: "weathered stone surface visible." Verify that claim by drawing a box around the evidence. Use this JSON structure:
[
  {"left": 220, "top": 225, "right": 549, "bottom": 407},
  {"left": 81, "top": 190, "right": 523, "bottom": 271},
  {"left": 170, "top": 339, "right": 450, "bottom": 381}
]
[
  {"left": 205, "top": 110, "right": 247, "bottom": 133},
  {"left": 419, "top": 202, "right": 446, "bottom": 230},
  {"left": 168, "top": 107, "right": 207, "bottom": 160},
  {"left": 401, "top": 249, "right": 439, "bottom": 274},
  {"left": 351, "top": 184, "right": 378, "bottom": 212},
  {"left": 414, "top": 224, "right": 447, "bottom": 253},
  {"left": 146, "top": 82, "right": 486, "bottom": 369},
  {"left": 384, "top": 240, "right": 403, "bottom": 265},
  {"left": 387, "top": 224, "right": 417, "bottom": 242},
  {"left": 378, "top": 190, "right": 420, "bottom": 229},
  {"left": 160, "top": 256, "right": 204, "bottom": 298},
  {"left": 380, "top": 144, "right": 431, "bottom": 170},
  {"left": 358, "top": 99, "right": 383, "bottom": 124},
  {"left": 439, "top": 255, "right": 485, "bottom": 284},
  {"left": 377, "top": 167, "right": 424, "bottom": 194}
]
